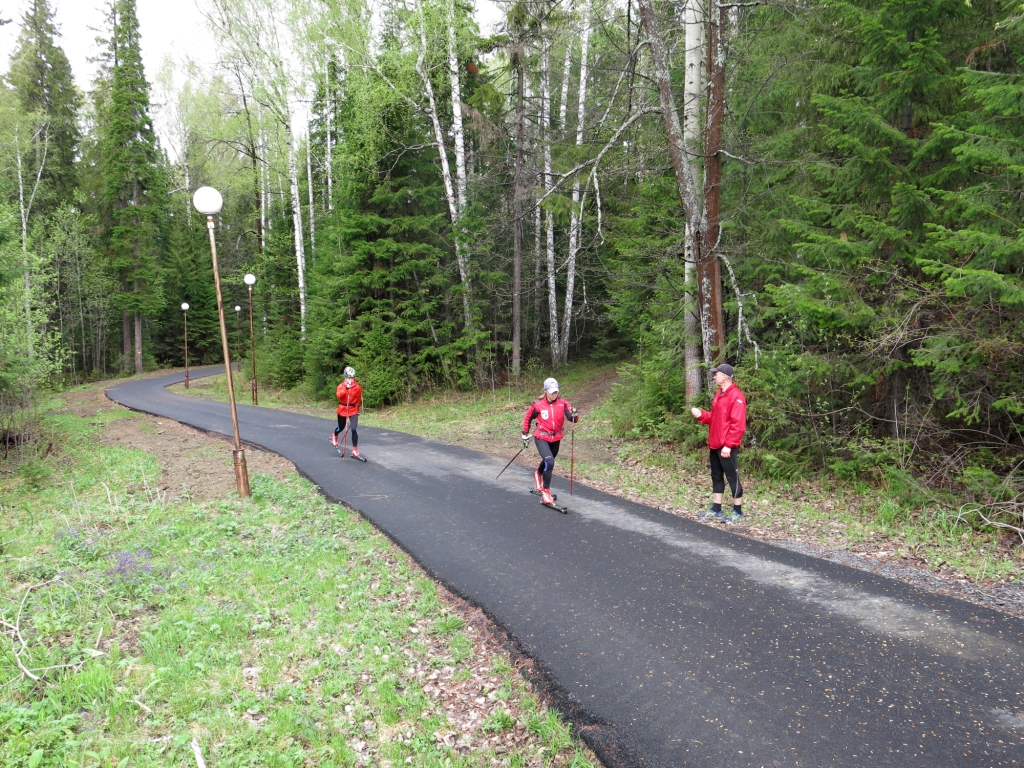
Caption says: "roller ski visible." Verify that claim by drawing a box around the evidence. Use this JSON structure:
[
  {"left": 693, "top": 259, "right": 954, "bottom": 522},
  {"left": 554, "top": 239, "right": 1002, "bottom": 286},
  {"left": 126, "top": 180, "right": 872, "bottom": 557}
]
[
  {"left": 350, "top": 447, "right": 367, "bottom": 463},
  {"left": 535, "top": 487, "right": 568, "bottom": 514},
  {"left": 530, "top": 488, "right": 557, "bottom": 501}
]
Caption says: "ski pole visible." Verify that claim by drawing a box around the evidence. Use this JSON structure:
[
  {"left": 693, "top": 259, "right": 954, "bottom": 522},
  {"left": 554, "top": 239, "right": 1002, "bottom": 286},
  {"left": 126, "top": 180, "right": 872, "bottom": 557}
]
[
  {"left": 570, "top": 423, "right": 575, "bottom": 495},
  {"left": 496, "top": 446, "right": 525, "bottom": 479}
]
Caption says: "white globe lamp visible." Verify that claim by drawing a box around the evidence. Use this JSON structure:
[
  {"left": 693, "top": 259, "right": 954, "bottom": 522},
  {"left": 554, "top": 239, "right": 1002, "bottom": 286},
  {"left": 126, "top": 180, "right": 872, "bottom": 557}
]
[{"left": 192, "top": 186, "right": 223, "bottom": 216}]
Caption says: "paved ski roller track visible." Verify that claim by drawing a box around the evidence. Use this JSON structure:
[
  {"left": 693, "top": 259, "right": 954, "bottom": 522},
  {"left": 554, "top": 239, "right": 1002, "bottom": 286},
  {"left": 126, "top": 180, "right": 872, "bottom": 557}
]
[{"left": 107, "top": 367, "right": 1024, "bottom": 768}]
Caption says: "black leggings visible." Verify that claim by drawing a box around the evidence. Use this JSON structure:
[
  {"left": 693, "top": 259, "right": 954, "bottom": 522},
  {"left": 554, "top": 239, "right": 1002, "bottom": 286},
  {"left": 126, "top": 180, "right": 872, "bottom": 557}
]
[
  {"left": 535, "top": 438, "right": 561, "bottom": 488},
  {"left": 335, "top": 414, "right": 359, "bottom": 446},
  {"left": 710, "top": 448, "right": 742, "bottom": 499}
]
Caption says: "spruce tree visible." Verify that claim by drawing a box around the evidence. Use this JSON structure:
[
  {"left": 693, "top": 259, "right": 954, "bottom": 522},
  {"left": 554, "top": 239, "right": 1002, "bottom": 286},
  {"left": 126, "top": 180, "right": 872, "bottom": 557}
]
[
  {"left": 6, "top": 0, "right": 80, "bottom": 212},
  {"left": 100, "top": 0, "right": 167, "bottom": 374}
]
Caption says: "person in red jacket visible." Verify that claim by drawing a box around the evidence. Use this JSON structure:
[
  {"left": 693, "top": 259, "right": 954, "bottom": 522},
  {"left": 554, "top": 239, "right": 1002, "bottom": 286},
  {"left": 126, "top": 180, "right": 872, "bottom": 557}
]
[
  {"left": 332, "top": 366, "right": 363, "bottom": 458},
  {"left": 690, "top": 363, "right": 747, "bottom": 522},
  {"left": 522, "top": 377, "right": 579, "bottom": 506}
]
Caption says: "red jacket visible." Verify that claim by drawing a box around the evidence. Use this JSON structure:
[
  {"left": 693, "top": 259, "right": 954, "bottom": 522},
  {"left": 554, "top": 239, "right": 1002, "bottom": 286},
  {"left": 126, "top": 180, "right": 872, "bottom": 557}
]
[
  {"left": 336, "top": 380, "right": 363, "bottom": 417},
  {"left": 697, "top": 384, "right": 747, "bottom": 450},
  {"left": 523, "top": 396, "right": 578, "bottom": 442}
]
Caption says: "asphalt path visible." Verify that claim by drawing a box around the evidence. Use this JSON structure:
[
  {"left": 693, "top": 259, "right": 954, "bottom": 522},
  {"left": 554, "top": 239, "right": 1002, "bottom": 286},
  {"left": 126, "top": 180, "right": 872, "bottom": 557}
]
[{"left": 107, "top": 367, "right": 1024, "bottom": 768}]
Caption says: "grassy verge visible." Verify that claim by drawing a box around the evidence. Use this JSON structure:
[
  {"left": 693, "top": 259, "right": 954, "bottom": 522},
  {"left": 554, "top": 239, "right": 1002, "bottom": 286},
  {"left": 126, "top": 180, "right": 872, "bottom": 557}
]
[{"left": 0, "top": 403, "right": 598, "bottom": 767}]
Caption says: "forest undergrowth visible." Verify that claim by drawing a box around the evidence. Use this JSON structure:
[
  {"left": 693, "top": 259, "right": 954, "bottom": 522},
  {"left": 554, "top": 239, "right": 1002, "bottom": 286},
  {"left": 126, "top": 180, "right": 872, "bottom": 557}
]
[{"left": 0, "top": 395, "right": 599, "bottom": 768}]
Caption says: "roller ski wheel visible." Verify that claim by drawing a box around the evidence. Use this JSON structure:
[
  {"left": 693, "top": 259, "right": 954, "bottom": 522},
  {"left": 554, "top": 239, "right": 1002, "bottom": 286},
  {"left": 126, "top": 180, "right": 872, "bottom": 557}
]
[{"left": 530, "top": 488, "right": 557, "bottom": 501}]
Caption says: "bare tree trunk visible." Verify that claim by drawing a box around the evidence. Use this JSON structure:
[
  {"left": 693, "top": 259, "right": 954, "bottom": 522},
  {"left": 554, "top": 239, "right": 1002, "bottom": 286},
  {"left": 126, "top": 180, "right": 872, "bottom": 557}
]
[
  {"left": 14, "top": 124, "right": 46, "bottom": 360},
  {"left": 134, "top": 307, "right": 143, "bottom": 375},
  {"left": 123, "top": 310, "right": 131, "bottom": 372},
  {"left": 558, "top": 6, "right": 573, "bottom": 133},
  {"left": 637, "top": 0, "right": 709, "bottom": 395},
  {"left": 701, "top": 0, "right": 727, "bottom": 371},
  {"left": 306, "top": 138, "right": 316, "bottom": 262},
  {"left": 683, "top": 0, "right": 705, "bottom": 401},
  {"left": 561, "top": 0, "right": 592, "bottom": 365},
  {"left": 541, "top": 27, "right": 560, "bottom": 367},
  {"left": 415, "top": 0, "right": 473, "bottom": 332},
  {"left": 325, "top": 68, "right": 334, "bottom": 212},
  {"left": 512, "top": 38, "right": 526, "bottom": 379},
  {"left": 239, "top": 80, "right": 262, "bottom": 253},
  {"left": 286, "top": 121, "right": 308, "bottom": 339}
]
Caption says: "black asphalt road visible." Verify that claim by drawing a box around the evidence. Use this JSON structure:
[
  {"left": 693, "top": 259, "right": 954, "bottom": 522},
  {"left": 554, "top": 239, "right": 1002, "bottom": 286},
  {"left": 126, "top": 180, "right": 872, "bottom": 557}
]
[{"left": 107, "top": 367, "right": 1024, "bottom": 768}]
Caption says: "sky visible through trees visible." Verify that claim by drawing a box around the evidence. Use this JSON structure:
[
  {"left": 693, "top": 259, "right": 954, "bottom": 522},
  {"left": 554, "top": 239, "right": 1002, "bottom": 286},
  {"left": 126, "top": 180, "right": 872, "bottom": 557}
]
[{"left": 0, "top": 0, "right": 1022, "bottom": 526}]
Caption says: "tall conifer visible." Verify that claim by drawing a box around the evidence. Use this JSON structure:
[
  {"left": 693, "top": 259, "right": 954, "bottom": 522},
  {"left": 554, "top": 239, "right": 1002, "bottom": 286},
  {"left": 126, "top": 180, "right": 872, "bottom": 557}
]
[
  {"left": 6, "top": 0, "right": 80, "bottom": 211},
  {"left": 99, "top": 0, "right": 167, "bottom": 374}
]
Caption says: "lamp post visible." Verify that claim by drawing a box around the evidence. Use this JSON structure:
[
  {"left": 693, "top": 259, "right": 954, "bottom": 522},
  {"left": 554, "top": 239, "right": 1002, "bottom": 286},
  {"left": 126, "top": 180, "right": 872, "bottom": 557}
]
[
  {"left": 192, "top": 186, "right": 250, "bottom": 497},
  {"left": 244, "top": 273, "right": 258, "bottom": 404},
  {"left": 181, "top": 303, "right": 190, "bottom": 388}
]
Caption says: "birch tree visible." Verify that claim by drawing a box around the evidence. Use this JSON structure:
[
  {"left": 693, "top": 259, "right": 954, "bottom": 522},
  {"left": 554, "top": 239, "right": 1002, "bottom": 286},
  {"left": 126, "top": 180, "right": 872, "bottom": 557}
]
[
  {"left": 560, "top": 0, "right": 592, "bottom": 365},
  {"left": 208, "top": 0, "right": 309, "bottom": 336}
]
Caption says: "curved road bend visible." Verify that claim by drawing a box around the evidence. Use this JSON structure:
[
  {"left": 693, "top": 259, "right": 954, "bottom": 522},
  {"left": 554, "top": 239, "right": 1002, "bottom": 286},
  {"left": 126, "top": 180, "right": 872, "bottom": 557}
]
[{"left": 107, "top": 367, "right": 1024, "bottom": 768}]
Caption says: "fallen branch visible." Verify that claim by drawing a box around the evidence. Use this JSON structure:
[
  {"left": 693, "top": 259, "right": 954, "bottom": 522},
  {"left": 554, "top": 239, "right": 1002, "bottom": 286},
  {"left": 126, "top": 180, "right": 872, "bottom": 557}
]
[{"left": 192, "top": 739, "right": 208, "bottom": 768}]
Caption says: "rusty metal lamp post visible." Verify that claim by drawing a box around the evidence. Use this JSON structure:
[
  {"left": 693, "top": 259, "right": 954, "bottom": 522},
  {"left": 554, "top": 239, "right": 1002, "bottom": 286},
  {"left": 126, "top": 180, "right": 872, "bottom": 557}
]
[
  {"left": 181, "top": 303, "right": 190, "bottom": 388},
  {"left": 192, "top": 186, "right": 250, "bottom": 497},
  {"left": 243, "top": 273, "right": 258, "bottom": 404}
]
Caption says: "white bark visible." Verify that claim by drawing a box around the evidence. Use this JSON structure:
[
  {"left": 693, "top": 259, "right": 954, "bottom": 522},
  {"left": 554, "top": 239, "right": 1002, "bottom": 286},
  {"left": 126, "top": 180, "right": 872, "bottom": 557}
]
[
  {"left": 325, "top": 68, "right": 334, "bottom": 212},
  {"left": 561, "top": 0, "right": 592, "bottom": 365},
  {"left": 14, "top": 123, "right": 46, "bottom": 360},
  {"left": 415, "top": 0, "right": 472, "bottom": 331},
  {"left": 541, "top": 29, "right": 560, "bottom": 366},
  {"left": 447, "top": 0, "right": 468, "bottom": 218},
  {"left": 558, "top": 7, "right": 573, "bottom": 134},
  {"left": 286, "top": 122, "right": 307, "bottom": 338},
  {"left": 306, "top": 137, "right": 316, "bottom": 261},
  {"left": 683, "top": 0, "right": 705, "bottom": 400}
]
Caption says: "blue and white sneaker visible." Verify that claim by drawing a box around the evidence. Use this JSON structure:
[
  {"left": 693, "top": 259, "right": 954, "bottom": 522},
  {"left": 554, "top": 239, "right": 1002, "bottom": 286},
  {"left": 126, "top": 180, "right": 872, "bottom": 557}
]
[{"left": 698, "top": 507, "right": 724, "bottom": 521}]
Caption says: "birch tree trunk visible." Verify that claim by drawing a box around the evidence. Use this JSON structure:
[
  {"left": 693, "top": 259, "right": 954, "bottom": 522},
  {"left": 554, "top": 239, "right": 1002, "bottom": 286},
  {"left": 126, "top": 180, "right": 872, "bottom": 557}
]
[
  {"left": 512, "top": 40, "right": 525, "bottom": 378},
  {"left": 683, "top": 0, "right": 705, "bottom": 401},
  {"left": 306, "top": 138, "right": 316, "bottom": 262},
  {"left": 701, "top": 0, "right": 727, "bottom": 372},
  {"left": 447, "top": 0, "right": 468, "bottom": 220},
  {"left": 415, "top": 0, "right": 473, "bottom": 332},
  {"left": 560, "top": 0, "right": 592, "bottom": 365},
  {"left": 325, "top": 68, "right": 334, "bottom": 212},
  {"left": 286, "top": 121, "right": 308, "bottom": 338},
  {"left": 541, "top": 25, "right": 560, "bottom": 366}
]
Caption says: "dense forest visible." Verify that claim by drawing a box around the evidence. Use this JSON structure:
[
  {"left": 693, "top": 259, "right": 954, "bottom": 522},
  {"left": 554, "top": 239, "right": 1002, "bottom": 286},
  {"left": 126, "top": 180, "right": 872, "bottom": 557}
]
[{"left": 1, "top": 0, "right": 1022, "bottom": 519}]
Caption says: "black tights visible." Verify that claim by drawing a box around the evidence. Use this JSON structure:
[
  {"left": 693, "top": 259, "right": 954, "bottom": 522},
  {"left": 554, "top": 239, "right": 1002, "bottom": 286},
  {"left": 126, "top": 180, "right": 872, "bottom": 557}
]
[
  {"left": 710, "top": 448, "right": 742, "bottom": 499},
  {"left": 335, "top": 414, "right": 359, "bottom": 446},
  {"left": 535, "top": 439, "right": 561, "bottom": 488}
]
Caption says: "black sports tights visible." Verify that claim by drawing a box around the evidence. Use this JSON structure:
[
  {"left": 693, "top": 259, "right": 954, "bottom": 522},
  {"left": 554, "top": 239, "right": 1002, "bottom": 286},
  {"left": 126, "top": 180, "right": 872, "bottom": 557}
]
[
  {"left": 535, "top": 438, "right": 561, "bottom": 488},
  {"left": 335, "top": 414, "right": 359, "bottom": 447},
  {"left": 709, "top": 448, "right": 742, "bottom": 498}
]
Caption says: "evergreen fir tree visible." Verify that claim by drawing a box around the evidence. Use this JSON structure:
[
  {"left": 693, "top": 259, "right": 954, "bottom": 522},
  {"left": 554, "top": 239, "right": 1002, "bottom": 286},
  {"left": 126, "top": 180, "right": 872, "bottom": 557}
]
[
  {"left": 99, "top": 0, "right": 168, "bottom": 374},
  {"left": 6, "top": 0, "right": 80, "bottom": 212}
]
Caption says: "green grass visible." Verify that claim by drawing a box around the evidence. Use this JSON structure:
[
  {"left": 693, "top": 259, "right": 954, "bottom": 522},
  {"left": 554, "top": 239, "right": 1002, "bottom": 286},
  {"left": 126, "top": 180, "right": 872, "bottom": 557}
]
[{"left": 0, "top": 404, "right": 598, "bottom": 767}]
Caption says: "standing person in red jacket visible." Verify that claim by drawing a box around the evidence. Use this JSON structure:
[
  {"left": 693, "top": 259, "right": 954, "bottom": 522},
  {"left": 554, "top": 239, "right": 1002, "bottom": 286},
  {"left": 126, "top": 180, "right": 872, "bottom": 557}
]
[
  {"left": 522, "top": 378, "right": 579, "bottom": 506},
  {"left": 690, "top": 364, "right": 747, "bottom": 522},
  {"left": 332, "top": 366, "right": 363, "bottom": 458}
]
